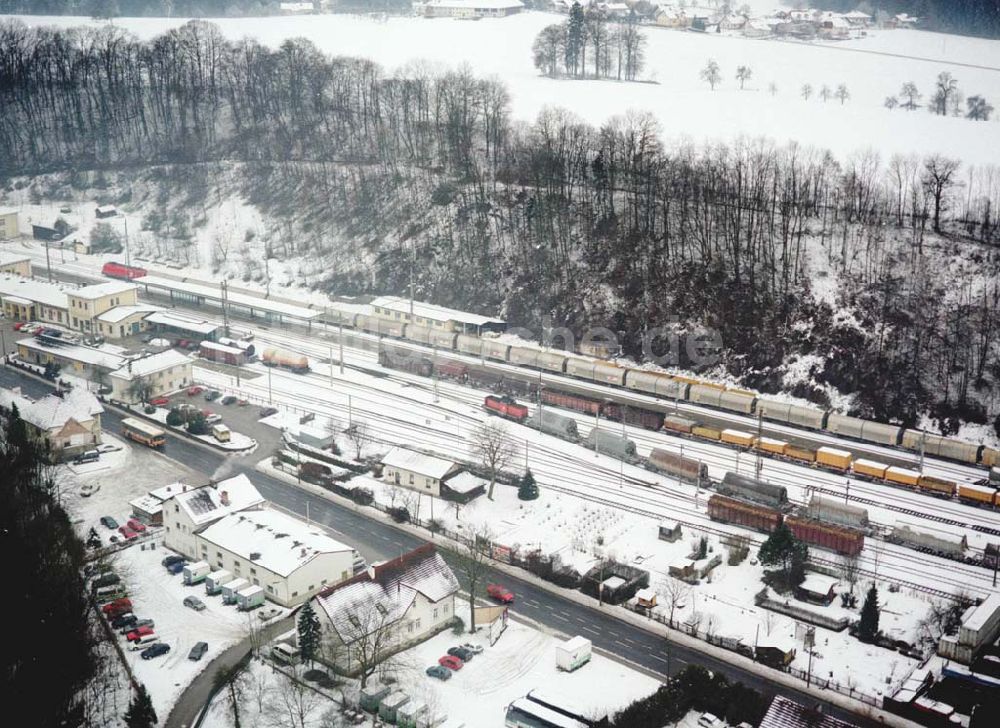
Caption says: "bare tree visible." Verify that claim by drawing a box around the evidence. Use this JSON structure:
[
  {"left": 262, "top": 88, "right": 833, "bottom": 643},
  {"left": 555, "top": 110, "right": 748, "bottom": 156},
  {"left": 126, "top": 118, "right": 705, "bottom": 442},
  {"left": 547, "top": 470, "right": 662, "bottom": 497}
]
[
  {"left": 967, "top": 95, "right": 994, "bottom": 121},
  {"left": 900, "top": 81, "right": 921, "bottom": 110},
  {"left": 932, "top": 71, "right": 959, "bottom": 115},
  {"left": 244, "top": 612, "right": 266, "bottom": 658},
  {"left": 662, "top": 577, "right": 690, "bottom": 628},
  {"left": 801, "top": 83, "right": 813, "bottom": 100},
  {"left": 329, "top": 600, "right": 401, "bottom": 689},
  {"left": 471, "top": 420, "right": 516, "bottom": 500},
  {"left": 450, "top": 526, "right": 494, "bottom": 634},
  {"left": 768, "top": 82, "right": 777, "bottom": 96},
  {"left": 836, "top": 84, "right": 850, "bottom": 105},
  {"left": 922, "top": 155, "right": 961, "bottom": 232},
  {"left": 264, "top": 669, "right": 324, "bottom": 728},
  {"left": 700, "top": 59, "right": 722, "bottom": 90},
  {"left": 839, "top": 553, "right": 861, "bottom": 596},
  {"left": 343, "top": 421, "right": 371, "bottom": 461},
  {"left": 819, "top": 84, "right": 832, "bottom": 102},
  {"left": 884, "top": 95, "right": 899, "bottom": 110},
  {"left": 213, "top": 662, "right": 251, "bottom": 728},
  {"left": 735, "top": 65, "right": 752, "bottom": 90}
]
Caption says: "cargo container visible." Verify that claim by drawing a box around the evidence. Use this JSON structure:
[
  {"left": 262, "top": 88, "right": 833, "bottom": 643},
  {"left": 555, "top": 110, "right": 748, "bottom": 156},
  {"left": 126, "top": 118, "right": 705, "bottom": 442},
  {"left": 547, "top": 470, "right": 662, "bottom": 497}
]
[
  {"left": 204, "top": 569, "right": 232, "bottom": 596},
  {"left": 261, "top": 347, "right": 309, "bottom": 373},
  {"left": 528, "top": 409, "right": 578, "bottom": 440},
  {"left": 785, "top": 446, "right": 816, "bottom": 463},
  {"left": 957, "top": 483, "right": 996, "bottom": 506},
  {"left": 556, "top": 636, "right": 591, "bottom": 672},
  {"left": 851, "top": 458, "right": 888, "bottom": 480},
  {"left": 718, "top": 472, "right": 788, "bottom": 508},
  {"left": 183, "top": 561, "right": 211, "bottom": 586},
  {"left": 221, "top": 578, "right": 249, "bottom": 605},
  {"left": 756, "top": 437, "right": 788, "bottom": 455},
  {"left": 585, "top": 429, "right": 637, "bottom": 461},
  {"left": 692, "top": 425, "right": 722, "bottom": 441},
  {"left": 648, "top": 448, "right": 707, "bottom": 483},
  {"left": 662, "top": 415, "right": 698, "bottom": 434},
  {"left": 816, "top": 446, "right": 853, "bottom": 471},
  {"left": 917, "top": 475, "right": 957, "bottom": 498},
  {"left": 707, "top": 495, "right": 781, "bottom": 533},
  {"left": 885, "top": 466, "right": 920, "bottom": 488},
  {"left": 805, "top": 495, "right": 869, "bottom": 529},
  {"left": 236, "top": 585, "right": 265, "bottom": 610},
  {"left": 785, "top": 516, "right": 864, "bottom": 556},
  {"left": 721, "top": 429, "right": 755, "bottom": 447}
]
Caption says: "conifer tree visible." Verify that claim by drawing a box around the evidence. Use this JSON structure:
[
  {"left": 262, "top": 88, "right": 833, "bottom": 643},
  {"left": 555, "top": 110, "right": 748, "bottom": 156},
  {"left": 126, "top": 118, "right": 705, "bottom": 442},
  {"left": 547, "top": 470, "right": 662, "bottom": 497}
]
[
  {"left": 297, "top": 601, "right": 322, "bottom": 664},
  {"left": 518, "top": 469, "right": 540, "bottom": 501},
  {"left": 124, "top": 684, "right": 158, "bottom": 728},
  {"left": 858, "top": 583, "right": 881, "bottom": 643}
]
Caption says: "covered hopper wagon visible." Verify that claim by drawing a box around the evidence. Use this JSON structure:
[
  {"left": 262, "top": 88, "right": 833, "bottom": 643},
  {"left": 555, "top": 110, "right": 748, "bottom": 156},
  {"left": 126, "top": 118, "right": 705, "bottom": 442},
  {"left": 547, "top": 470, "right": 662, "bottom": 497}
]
[
  {"left": 648, "top": 448, "right": 707, "bottom": 484},
  {"left": 805, "top": 495, "right": 869, "bottom": 530},
  {"left": 528, "top": 409, "right": 578, "bottom": 441},
  {"left": 584, "top": 429, "right": 637, "bottom": 461},
  {"left": 717, "top": 472, "right": 788, "bottom": 509}
]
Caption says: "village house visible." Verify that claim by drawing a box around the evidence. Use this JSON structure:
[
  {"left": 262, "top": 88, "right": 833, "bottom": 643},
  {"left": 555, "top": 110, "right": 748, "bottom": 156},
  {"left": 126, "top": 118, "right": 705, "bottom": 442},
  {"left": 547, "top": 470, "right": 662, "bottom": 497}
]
[
  {"left": 423, "top": 0, "right": 524, "bottom": 19},
  {"left": 381, "top": 447, "right": 460, "bottom": 497},
  {"left": 66, "top": 280, "right": 139, "bottom": 334},
  {"left": 0, "top": 386, "right": 103, "bottom": 460},
  {"left": 161, "top": 475, "right": 266, "bottom": 559},
  {"left": 107, "top": 348, "right": 193, "bottom": 403},
  {"left": 0, "top": 251, "right": 31, "bottom": 277},
  {"left": 313, "top": 544, "right": 460, "bottom": 675},
  {"left": 0, "top": 208, "right": 19, "bottom": 239},
  {"left": 0, "top": 276, "right": 71, "bottom": 327}
]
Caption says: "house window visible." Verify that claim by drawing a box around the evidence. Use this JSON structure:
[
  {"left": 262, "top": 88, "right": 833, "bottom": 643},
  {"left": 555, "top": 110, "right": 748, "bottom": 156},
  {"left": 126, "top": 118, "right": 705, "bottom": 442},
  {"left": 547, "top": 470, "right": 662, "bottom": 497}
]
[
  {"left": 415, "top": 618, "right": 421, "bottom": 630},
  {"left": 292, "top": 591, "right": 298, "bottom": 597},
  {"left": 309, "top": 585, "right": 314, "bottom": 591},
  {"left": 444, "top": 604, "right": 449, "bottom": 614},
  {"left": 407, "top": 621, "right": 413, "bottom": 634},
  {"left": 408, "top": 473, "right": 414, "bottom": 484},
  {"left": 433, "top": 608, "right": 438, "bottom": 619},
  {"left": 217, "top": 552, "right": 223, "bottom": 559},
  {"left": 267, "top": 585, "right": 275, "bottom": 594},
  {"left": 253, "top": 578, "right": 259, "bottom": 586},
  {"left": 250, "top": 568, "right": 256, "bottom": 575}
]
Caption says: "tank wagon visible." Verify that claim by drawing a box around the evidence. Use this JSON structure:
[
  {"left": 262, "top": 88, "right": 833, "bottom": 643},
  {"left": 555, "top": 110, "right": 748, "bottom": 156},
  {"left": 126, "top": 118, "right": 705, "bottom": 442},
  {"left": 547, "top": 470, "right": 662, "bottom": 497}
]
[
  {"left": 717, "top": 472, "right": 788, "bottom": 509},
  {"left": 584, "top": 429, "right": 637, "bottom": 461},
  {"left": 785, "top": 516, "right": 865, "bottom": 556},
  {"left": 889, "top": 525, "right": 968, "bottom": 558},
  {"left": 647, "top": 448, "right": 707, "bottom": 483},
  {"left": 708, "top": 495, "right": 781, "bottom": 533},
  {"left": 805, "top": 495, "right": 869, "bottom": 530},
  {"left": 528, "top": 409, "right": 578, "bottom": 441},
  {"left": 261, "top": 348, "right": 309, "bottom": 373}
]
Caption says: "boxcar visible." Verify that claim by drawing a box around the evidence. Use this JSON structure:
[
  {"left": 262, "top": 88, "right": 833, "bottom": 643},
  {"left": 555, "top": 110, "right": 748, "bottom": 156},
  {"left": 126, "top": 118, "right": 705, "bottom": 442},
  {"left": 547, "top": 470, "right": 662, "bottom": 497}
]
[
  {"left": 984, "top": 450, "right": 1000, "bottom": 469},
  {"left": 885, "top": 466, "right": 920, "bottom": 488},
  {"left": 625, "top": 370, "right": 689, "bottom": 399},
  {"left": 957, "top": 483, "right": 996, "bottom": 506},
  {"left": 565, "top": 357, "right": 595, "bottom": 380},
  {"left": 707, "top": 495, "right": 781, "bottom": 533},
  {"left": 648, "top": 448, "right": 707, "bottom": 483},
  {"left": 199, "top": 341, "right": 246, "bottom": 367},
  {"left": 721, "top": 429, "right": 755, "bottom": 448},
  {"left": 509, "top": 347, "right": 540, "bottom": 368},
  {"left": 718, "top": 472, "right": 788, "bottom": 508},
  {"left": 805, "top": 495, "right": 869, "bottom": 529},
  {"left": 901, "top": 429, "right": 980, "bottom": 464},
  {"left": 593, "top": 361, "right": 626, "bottom": 386},
  {"left": 786, "top": 516, "right": 864, "bottom": 556},
  {"left": 688, "top": 385, "right": 756, "bottom": 414},
  {"left": 917, "top": 475, "right": 957, "bottom": 498},
  {"left": 482, "top": 339, "right": 512, "bottom": 361},
  {"left": 403, "top": 323, "right": 433, "bottom": 345},
  {"left": 529, "top": 409, "right": 578, "bottom": 440},
  {"left": 756, "top": 399, "right": 828, "bottom": 430},
  {"left": 456, "top": 333, "right": 482, "bottom": 356},
  {"left": 536, "top": 351, "right": 568, "bottom": 373},
  {"left": 826, "top": 414, "right": 902, "bottom": 446},
  {"left": 851, "top": 458, "right": 888, "bottom": 480},
  {"left": 430, "top": 330, "right": 458, "bottom": 350},
  {"left": 585, "top": 429, "right": 637, "bottom": 460},
  {"left": 620, "top": 406, "right": 664, "bottom": 431},
  {"left": 663, "top": 415, "right": 698, "bottom": 435}
]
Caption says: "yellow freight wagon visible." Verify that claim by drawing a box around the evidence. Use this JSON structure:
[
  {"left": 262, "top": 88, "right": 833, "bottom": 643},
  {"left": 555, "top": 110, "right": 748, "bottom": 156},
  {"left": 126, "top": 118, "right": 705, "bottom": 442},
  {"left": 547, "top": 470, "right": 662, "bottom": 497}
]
[
  {"left": 918, "top": 475, "right": 956, "bottom": 497},
  {"left": 817, "top": 446, "right": 853, "bottom": 471},
  {"left": 958, "top": 483, "right": 996, "bottom": 505},
  {"left": 757, "top": 437, "right": 788, "bottom": 455},
  {"left": 852, "top": 458, "right": 888, "bottom": 480},
  {"left": 885, "top": 466, "right": 920, "bottom": 488},
  {"left": 786, "top": 446, "right": 816, "bottom": 463},
  {"left": 721, "top": 429, "right": 755, "bottom": 448},
  {"left": 692, "top": 425, "right": 722, "bottom": 441}
]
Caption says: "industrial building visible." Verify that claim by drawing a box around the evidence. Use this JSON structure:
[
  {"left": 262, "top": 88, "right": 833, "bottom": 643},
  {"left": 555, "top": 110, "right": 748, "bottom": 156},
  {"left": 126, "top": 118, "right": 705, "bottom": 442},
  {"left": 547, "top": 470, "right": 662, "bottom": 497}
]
[{"left": 423, "top": 0, "right": 524, "bottom": 18}]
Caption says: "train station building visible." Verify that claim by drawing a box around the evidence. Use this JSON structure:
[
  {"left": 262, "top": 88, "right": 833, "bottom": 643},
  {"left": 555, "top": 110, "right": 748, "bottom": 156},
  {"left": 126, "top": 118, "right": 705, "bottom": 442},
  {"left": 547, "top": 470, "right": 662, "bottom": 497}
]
[{"left": 370, "top": 295, "right": 505, "bottom": 334}]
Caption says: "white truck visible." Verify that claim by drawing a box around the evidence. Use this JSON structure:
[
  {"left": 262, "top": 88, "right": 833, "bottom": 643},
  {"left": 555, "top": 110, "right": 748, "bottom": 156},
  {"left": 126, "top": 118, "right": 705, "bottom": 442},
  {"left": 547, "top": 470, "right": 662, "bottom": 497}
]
[{"left": 555, "top": 635, "right": 592, "bottom": 672}]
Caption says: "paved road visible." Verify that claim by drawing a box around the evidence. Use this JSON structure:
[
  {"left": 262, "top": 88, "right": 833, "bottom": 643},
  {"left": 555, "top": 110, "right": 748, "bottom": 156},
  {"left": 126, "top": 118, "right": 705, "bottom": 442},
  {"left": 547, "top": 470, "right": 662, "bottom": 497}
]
[{"left": 0, "top": 365, "right": 877, "bottom": 725}]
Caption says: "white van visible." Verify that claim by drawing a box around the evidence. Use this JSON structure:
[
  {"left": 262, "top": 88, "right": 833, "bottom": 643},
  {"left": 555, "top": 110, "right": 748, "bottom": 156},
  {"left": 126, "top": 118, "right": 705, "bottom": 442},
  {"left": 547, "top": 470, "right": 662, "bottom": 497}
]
[
  {"left": 128, "top": 634, "right": 160, "bottom": 651},
  {"left": 271, "top": 643, "right": 300, "bottom": 665},
  {"left": 211, "top": 424, "right": 231, "bottom": 443}
]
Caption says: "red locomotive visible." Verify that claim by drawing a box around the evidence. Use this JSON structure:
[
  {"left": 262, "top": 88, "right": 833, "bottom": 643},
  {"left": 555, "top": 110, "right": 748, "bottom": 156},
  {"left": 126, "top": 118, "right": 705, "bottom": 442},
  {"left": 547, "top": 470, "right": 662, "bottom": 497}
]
[
  {"left": 483, "top": 395, "right": 529, "bottom": 423},
  {"left": 102, "top": 261, "right": 148, "bottom": 280}
]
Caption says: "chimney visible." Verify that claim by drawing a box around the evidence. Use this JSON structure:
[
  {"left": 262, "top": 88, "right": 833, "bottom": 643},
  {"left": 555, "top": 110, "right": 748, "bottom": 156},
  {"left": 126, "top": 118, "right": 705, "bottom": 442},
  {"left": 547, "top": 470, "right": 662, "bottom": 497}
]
[
  {"left": 300, "top": 548, "right": 307, "bottom": 558},
  {"left": 220, "top": 490, "right": 230, "bottom": 506}
]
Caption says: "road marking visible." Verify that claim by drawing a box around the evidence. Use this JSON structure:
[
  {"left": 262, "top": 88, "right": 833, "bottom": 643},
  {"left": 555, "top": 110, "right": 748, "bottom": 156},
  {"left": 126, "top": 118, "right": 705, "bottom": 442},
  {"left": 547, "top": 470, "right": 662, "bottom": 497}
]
[
  {"left": 582, "top": 626, "right": 599, "bottom": 635},
  {"left": 552, "top": 613, "right": 570, "bottom": 622},
  {"left": 650, "top": 654, "right": 668, "bottom": 663},
  {"left": 614, "top": 640, "right": 629, "bottom": 648}
]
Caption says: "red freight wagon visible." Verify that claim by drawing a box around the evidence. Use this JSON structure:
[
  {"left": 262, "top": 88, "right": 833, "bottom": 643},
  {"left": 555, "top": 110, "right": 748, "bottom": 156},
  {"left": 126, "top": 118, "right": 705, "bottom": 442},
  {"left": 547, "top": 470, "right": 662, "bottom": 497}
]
[
  {"left": 484, "top": 395, "right": 529, "bottom": 423},
  {"left": 540, "top": 389, "right": 607, "bottom": 417},
  {"left": 435, "top": 360, "right": 469, "bottom": 381},
  {"left": 199, "top": 341, "right": 247, "bottom": 367},
  {"left": 707, "top": 495, "right": 782, "bottom": 533},
  {"left": 622, "top": 406, "right": 665, "bottom": 431},
  {"left": 102, "top": 261, "right": 148, "bottom": 280},
  {"left": 785, "top": 516, "right": 864, "bottom": 556}
]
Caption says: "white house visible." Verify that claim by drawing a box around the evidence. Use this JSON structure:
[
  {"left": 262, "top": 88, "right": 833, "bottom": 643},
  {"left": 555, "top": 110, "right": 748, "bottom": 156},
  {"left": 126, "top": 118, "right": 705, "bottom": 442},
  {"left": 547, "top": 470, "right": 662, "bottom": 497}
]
[
  {"left": 0, "top": 386, "right": 103, "bottom": 460},
  {"left": 382, "top": 447, "right": 460, "bottom": 497},
  {"left": 313, "top": 544, "right": 459, "bottom": 675},
  {"left": 161, "top": 475, "right": 265, "bottom": 559},
  {"left": 196, "top": 508, "right": 362, "bottom": 608},
  {"left": 107, "top": 348, "right": 193, "bottom": 403}
]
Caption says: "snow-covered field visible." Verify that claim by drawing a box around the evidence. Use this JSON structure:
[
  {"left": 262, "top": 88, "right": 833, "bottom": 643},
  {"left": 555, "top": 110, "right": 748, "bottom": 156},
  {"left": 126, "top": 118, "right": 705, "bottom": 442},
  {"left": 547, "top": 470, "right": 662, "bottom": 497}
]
[{"left": 5, "top": 12, "right": 999, "bottom": 166}]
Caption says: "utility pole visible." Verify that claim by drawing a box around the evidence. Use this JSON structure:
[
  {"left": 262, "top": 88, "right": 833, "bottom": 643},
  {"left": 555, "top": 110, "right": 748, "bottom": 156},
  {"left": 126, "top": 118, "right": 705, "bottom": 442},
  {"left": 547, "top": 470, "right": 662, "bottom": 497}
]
[
  {"left": 409, "top": 241, "right": 415, "bottom": 320},
  {"left": 919, "top": 429, "right": 926, "bottom": 473},
  {"left": 347, "top": 394, "right": 353, "bottom": 428},
  {"left": 329, "top": 346, "right": 334, "bottom": 388},
  {"left": 433, "top": 344, "right": 439, "bottom": 403},
  {"left": 45, "top": 239, "right": 52, "bottom": 281},
  {"left": 124, "top": 215, "right": 131, "bottom": 271},
  {"left": 594, "top": 404, "right": 600, "bottom": 457},
  {"left": 339, "top": 321, "right": 344, "bottom": 375},
  {"left": 267, "top": 364, "right": 272, "bottom": 405},
  {"left": 755, "top": 410, "right": 764, "bottom": 480},
  {"left": 221, "top": 280, "right": 230, "bottom": 336}
]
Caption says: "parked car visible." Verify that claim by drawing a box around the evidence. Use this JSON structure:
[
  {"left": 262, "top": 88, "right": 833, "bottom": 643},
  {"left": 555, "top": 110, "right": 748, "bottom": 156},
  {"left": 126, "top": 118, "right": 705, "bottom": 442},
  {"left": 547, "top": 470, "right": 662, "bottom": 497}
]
[
  {"left": 204, "top": 390, "right": 221, "bottom": 402},
  {"left": 110, "top": 613, "right": 137, "bottom": 630},
  {"left": 438, "top": 655, "right": 464, "bottom": 671},
  {"left": 187, "top": 386, "right": 205, "bottom": 396},
  {"left": 150, "top": 397, "right": 170, "bottom": 406},
  {"left": 161, "top": 554, "right": 185, "bottom": 568},
  {"left": 90, "top": 573, "right": 121, "bottom": 590},
  {"left": 426, "top": 665, "right": 452, "bottom": 681},
  {"left": 126, "top": 518, "right": 147, "bottom": 533},
  {"left": 460, "top": 643, "right": 484, "bottom": 655},
  {"left": 486, "top": 584, "right": 514, "bottom": 603},
  {"left": 99, "top": 516, "right": 119, "bottom": 530},
  {"left": 259, "top": 406, "right": 278, "bottom": 418},
  {"left": 101, "top": 598, "right": 132, "bottom": 615},
  {"left": 80, "top": 483, "right": 101, "bottom": 497},
  {"left": 447, "top": 646, "right": 475, "bottom": 662},
  {"left": 205, "top": 413, "right": 223, "bottom": 425},
  {"left": 183, "top": 596, "right": 206, "bottom": 611},
  {"left": 167, "top": 561, "right": 188, "bottom": 575},
  {"left": 698, "top": 714, "right": 724, "bottom": 728},
  {"left": 237, "top": 399, "right": 249, "bottom": 407},
  {"left": 96, "top": 443, "right": 120, "bottom": 453},
  {"left": 74, "top": 450, "right": 100, "bottom": 464},
  {"left": 188, "top": 642, "right": 209, "bottom": 661},
  {"left": 126, "top": 626, "right": 154, "bottom": 642},
  {"left": 13, "top": 322, "right": 27, "bottom": 331},
  {"left": 220, "top": 395, "right": 238, "bottom": 405},
  {"left": 141, "top": 643, "right": 170, "bottom": 660},
  {"left": 132, "top": 618, "right": 155, "bottom": 631},
  {"left": 118, "top": 526, "right": 138, "bottom": 541}
]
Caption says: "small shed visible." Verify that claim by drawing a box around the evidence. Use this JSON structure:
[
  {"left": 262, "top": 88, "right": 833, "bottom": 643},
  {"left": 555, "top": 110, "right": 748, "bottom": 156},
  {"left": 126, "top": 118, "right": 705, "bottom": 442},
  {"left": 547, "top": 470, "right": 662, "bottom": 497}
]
[
  {"left": 397, "top": 699, "right": 427, "bottom": 728},
  {"left": 669, "top": 557, "right": 696, "bottom": 581},
  {"left": 359, "top": 682, "right": 390, "bottom": 712},
  {"left": 205, "top": 569, "right": 232, "bottom": 596},
  {"left": 658, "top": 521, "right": 683, "bottom": 542},
  {"left": 441, "top": 471, "right": 486, "bottom": 503},
  {"left": 797, "top": 573, "right": 839, "bottom": 605},
  {"left": 756, "top": 637, "right": 797, "bottom": 669},
  {"left": 635, "top": 587, "right": 657, "bottom": 609},
  {"left": 129, "top": 494, "right": 164, "bottom": 525},
  {"left": 95, "top": 204, "right": 118, "bottom": 218}
]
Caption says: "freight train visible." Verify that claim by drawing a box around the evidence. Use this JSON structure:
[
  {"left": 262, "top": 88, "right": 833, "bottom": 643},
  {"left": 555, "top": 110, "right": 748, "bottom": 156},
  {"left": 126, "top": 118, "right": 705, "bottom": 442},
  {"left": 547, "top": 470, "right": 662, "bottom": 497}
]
[{"left": 369, "top": 341, "right": 996, "bottom": 469}]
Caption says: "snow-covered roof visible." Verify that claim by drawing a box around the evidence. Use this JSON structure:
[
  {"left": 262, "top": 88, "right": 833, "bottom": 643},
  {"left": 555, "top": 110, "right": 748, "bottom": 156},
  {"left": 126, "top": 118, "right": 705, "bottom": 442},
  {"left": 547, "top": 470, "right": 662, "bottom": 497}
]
[
  {"left": 148, "top": 481, "right": 191, "bottom": 502},
  {"left": 17, "top": 336, "right": 126, "bottom": 369},
  {"left": 108, "top": 349, "right": 191, "bottom": 381},
  {"left": 371, "top": 295, "right": 504, "bottom": 327},
  {"left": 316, "top": 545, "right": 458, "bottom": 644},
  {"left": 0, "top": 206, "right": 17, "bottom": 216},
  {"left": 443, "top": 471, "right": 486, "bottom": 494},
  {"left": 0, "top": 275, "right": 69, "bottom": 309},
  {"left": 129, "top": 494, "right": 164, "bottom": 515},
  {"left": 843, "top": 11, "right": 871, "bottom": 19},
  {"left": 425, "top": 0, "right": 523, "bottom": 8},
  {"left": 96, "top": 304, "right": 161, "bottom": 323},
  {"left": 799, "top": 573, "right": 838, "bottom": 595},
  {"left": 963, "top": 593, "right": 1000, "bottom": 633},
  {"left": 95, "top": 205, "right": 117, "bottom": 214},
  {"left": 171, "top": 474, "right": 264, "bottom": 527},
  {"left": 635, "top": 587, "right": 656, "bottom": 602},
  {"left": 144, "top": 310, "right": 221, "bottom": 335},
  {"left": 760, "top": 695, "right": 855, "bottom": 728},
  {"left": 69, "top": 280, "right": 136, "bottom": 300},
  {"left": 381, "top": 446, "right": 456, "bottom": 480},
  {"left": 0, "top": 251, "right": 30, "bottom": 267},
  {"left": 198, "top": 509, "right": 354, "bottom": 578},
  {"left": 0, "top": 386, "right": 103, "bottom": 431},
  {"left": 140, "top": 274, "right": 321, "bottom": 320}
]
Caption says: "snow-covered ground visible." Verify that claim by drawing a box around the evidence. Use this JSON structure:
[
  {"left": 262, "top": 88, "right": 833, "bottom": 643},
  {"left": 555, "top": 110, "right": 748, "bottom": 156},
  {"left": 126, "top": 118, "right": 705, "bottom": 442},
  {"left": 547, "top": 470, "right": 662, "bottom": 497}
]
[
  {"left": 5, "top": 13, "right": 999, "bottom": 166},
  {"left": 200, "top": 619, "right": 661, "bottom": 728}
]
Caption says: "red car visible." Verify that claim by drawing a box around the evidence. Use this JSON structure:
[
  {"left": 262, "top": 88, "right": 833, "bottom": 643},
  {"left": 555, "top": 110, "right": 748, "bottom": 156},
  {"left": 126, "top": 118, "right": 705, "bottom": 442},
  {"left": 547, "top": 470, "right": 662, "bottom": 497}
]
[
  {"left": 102, "top": 598, "right": 132, "bottom": 614},
  {"left": 126, "top": 626, "right": 154, "bottom": 642},
  {"left": 150, "top": 397, "right": 170, "bottom": 406},
  {"left": 13, "top": 321, "right": 27, "bottom": 331},
  {"left": 486, "top": 584, "right": 514, "bottom": 604},
  {"left": 126, "top": 519, "right": 147, "bottom": 533},
  {"left": 118, "top": 526, "right": 138, "bottom": 541},
  {"left": 438, "top": 655, "right": 464, "bottom": 671},
  {"left": 187, "top": 386, "right": 204, "bottom": 396}
]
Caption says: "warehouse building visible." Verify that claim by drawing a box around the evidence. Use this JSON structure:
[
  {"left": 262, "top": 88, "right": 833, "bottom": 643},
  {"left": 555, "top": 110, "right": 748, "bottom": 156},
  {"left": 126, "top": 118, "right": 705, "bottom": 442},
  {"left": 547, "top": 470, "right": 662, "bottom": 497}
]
[
  {"left": 423, "top": 0, "right": 524, "bottom": 18},
  {"left": 370, "top": 295, "right": 504, "bottom": 334},
  {"left": 0, "top": 251, "right": 31, "bottom": 277},
  {"left": 197, "top": 509, "right": 362, "bottom": 608},
  {"left": 0, "top": 386, "right": 103, "bottom": 460}
]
